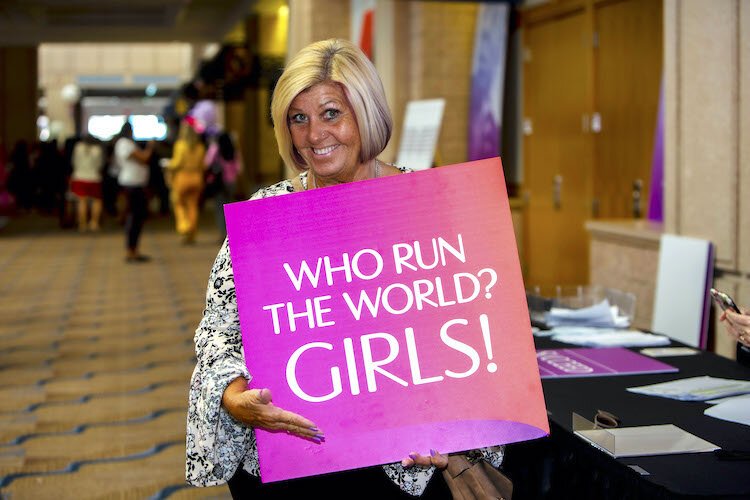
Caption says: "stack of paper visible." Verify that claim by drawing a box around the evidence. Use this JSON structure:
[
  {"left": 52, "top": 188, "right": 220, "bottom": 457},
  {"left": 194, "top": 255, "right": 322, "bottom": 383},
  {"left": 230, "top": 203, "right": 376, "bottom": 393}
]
[
  {"left": 627, "top": 376, "right": 750, "bottom": 401},
  {"left": 545, "top": 299, "right": 630, "bottom": 328},
  {"left": 547, "top": 327, "right": 671, "bottom": 347}
]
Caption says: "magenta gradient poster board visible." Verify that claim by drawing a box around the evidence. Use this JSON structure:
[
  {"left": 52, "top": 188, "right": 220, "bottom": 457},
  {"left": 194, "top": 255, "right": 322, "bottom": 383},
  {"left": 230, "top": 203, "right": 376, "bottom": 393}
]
[
  {"left": 224, "top": 157, "right": 549, "bottom": 482},
  {"left": 537, "top": 347, "right": 678, "bottom": 379}
]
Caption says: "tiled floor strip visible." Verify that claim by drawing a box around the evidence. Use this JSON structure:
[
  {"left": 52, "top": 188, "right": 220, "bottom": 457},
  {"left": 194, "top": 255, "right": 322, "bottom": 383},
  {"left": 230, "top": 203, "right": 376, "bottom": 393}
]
[{"left": 0, "top": 213, "right": 231, "bottom": 499}]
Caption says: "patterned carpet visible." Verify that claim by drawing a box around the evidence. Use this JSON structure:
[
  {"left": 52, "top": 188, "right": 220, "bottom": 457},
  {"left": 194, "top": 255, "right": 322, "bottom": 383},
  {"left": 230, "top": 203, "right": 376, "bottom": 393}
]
[{"left": 0, "top": 212, "right": 232, "bottom": 499}]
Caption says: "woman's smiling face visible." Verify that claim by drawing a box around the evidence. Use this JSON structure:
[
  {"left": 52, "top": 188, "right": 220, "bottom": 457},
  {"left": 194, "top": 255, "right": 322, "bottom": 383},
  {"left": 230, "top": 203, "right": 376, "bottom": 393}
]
[{"left": 287, "top": 81, "right": 365, "bottom": 184}]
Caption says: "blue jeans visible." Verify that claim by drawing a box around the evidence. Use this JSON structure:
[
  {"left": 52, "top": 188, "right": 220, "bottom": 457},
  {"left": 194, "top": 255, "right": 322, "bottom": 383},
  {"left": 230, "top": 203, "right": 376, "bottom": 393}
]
[{"left": 124, "top": 187, "right": 147, "bottom": 252}]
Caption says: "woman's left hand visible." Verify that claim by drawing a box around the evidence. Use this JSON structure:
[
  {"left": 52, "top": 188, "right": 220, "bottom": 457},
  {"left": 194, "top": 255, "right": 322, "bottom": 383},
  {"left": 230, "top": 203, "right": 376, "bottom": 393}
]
[
  {"left": 401, "top": 449, "right": 448, "bottom": 470},
  {"left": 721, "top": 309, "right": 750, "bottom": 347}
]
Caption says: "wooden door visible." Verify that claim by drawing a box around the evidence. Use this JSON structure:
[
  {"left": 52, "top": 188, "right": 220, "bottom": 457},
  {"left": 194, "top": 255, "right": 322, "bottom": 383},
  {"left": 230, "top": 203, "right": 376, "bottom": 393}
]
[
  {"left": 523, "top": 12, "right": 592, "bottom": 287},
  {"left": 594, "top": 0, "right": 662, "bottom": 219}
]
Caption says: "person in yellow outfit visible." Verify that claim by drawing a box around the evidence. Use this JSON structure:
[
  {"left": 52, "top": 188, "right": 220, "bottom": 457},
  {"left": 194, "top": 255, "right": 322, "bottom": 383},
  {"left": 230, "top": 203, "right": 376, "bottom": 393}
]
[{"left": 165, "top": 120, "right": 206, "bottom": 244}]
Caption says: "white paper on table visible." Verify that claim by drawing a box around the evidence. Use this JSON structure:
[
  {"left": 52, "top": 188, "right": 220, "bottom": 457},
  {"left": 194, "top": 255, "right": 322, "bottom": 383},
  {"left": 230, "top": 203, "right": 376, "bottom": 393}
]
[
  {"left": 550, "top": 328, "right": 670, "bottom": 348},
  {"left": 640, "top": 347, "right": 699, "bottom": 357},
  {"left": 533, "top": 329, "right": 556, "bottom": 337},
  {"left": 627, "top": 376, "right": 750, "bottom": 401},
  {"left": 575, "top": 424, "right": 720, "bottom": 458},
  {"left": 546, "top": 299, "right": 631, "bottom": 328},
  {"left": 704, "top": 398, "right": 750, "bottom": 426},
  {"left": 549, "top": 326, "right": 606, "bottom": 335},
  {"left": 706, "top": 393, "right": 750, "bottom": 405},
  {"left": 548, "top": 300, "right": 612, "bottom": 320}
]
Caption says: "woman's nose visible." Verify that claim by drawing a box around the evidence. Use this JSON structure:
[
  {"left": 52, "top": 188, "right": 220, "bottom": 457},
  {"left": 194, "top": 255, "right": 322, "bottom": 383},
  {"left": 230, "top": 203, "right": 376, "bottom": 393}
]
[{"left": 307, "top": 120, "right": 327, "bottom": 144}]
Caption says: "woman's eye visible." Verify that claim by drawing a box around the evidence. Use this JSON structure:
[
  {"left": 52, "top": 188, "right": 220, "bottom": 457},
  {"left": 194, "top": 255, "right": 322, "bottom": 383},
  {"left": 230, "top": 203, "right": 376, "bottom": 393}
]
[
  {"left": 323, "top": 109, "right": 340, "bottom": 120},
  {"left": 289, "top": 113, "right": 307, "bottom": 124}
]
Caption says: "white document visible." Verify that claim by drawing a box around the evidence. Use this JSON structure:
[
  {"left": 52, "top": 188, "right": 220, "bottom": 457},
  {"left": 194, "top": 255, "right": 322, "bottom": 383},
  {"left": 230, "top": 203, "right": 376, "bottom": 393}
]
[
  {"left": 706, "top": 393, "right": 750, "bottom": 405},
  {"left": 704, "top": 398, "right": 750, "bottom": 426},
  {"left": 627, "top": 376, "right": 750, "bottom": 401},
  {"left": 551, "top": 329, "right": 670, "bottom": 348},
  {"left": 640, "top": 347, "right": 699, "bottom": 357},
  {"left": 545, "top": 299, "right": 630, "bottom": 328},
  {"left": 575, "top": 424, "right": 719, "bottom": 458},
  {"left": 533, "top": 329, "right": 556, "bottom": 338}
]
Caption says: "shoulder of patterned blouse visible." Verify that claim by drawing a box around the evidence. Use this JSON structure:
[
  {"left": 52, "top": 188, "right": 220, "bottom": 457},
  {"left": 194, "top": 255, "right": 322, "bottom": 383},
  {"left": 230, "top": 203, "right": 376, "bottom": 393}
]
[
  {"left": 377, "top": 160, "right": 412, "bottom": 175},
  {"left": 249, "top": 178, "right": 296, "bottom": 200}
]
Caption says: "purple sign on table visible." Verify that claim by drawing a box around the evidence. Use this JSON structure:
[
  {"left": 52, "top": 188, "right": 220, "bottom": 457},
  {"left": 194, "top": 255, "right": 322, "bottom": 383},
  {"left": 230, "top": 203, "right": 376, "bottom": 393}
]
[{"left": 537, "top": 347, "right": 677, "bottom": 379}]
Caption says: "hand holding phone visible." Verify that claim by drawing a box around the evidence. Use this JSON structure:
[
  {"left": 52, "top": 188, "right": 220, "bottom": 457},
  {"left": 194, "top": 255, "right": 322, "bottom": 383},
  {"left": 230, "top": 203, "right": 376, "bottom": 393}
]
[{"left": 710, "top": 288, "right": 741, "bottom": 314}]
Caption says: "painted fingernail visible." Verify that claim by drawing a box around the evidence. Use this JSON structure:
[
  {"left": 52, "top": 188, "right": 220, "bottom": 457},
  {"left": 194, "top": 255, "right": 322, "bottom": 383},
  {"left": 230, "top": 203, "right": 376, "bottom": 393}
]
[
  {"left": 409, "top": 453, "right": 418, "bottom": 460},
  {"left": 314, "top": 433, "right": 325, "bottom": 440},
  {"left": 309, "top": 426, "right": 320, "bottom": 432},
  {"left": 430, "top": 449, "right": 437, "bottom": 457}
]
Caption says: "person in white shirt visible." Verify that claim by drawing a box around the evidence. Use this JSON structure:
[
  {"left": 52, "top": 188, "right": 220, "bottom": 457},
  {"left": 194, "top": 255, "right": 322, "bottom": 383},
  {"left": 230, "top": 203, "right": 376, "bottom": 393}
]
[{"left": 114, "top": 122, "right": 154, "bottom": 262}]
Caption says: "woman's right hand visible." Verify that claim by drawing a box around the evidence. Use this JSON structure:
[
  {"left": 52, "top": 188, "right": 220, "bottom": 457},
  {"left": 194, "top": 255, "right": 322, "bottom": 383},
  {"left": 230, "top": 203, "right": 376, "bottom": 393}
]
[
  {"left": 222, "top": 377, "right": 324, "bottom": 442},
  {"left": 721, "top": 309, "right": 750, "bottom": 348}
]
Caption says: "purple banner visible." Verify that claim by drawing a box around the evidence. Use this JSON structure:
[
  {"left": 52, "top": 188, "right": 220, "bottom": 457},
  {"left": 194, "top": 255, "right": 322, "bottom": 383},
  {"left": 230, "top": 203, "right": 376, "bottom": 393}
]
[
  {"left": 648, "top": 77, "right": 664, "bottom": 221},
  {"left": 468, "top": 3, "right": 509, "bottom": 161},
  {"left": 537, "top": 347, "right": 677, "bottom": 378}
]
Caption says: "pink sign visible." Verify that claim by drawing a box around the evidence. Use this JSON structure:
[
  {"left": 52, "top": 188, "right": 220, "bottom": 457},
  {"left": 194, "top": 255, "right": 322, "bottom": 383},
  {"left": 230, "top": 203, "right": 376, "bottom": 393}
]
[{"left": 225, "top": 157, "right": 549, "bottom": 482}]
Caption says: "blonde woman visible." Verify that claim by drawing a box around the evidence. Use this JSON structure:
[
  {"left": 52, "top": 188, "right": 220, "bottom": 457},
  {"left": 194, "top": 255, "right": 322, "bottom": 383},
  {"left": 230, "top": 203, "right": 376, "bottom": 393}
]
[
  {"left": 166, "top": 120, "right": 206, "bottom": 244},
  {"left": 186, "top": 39, "right": 504, "bottom": 498}
]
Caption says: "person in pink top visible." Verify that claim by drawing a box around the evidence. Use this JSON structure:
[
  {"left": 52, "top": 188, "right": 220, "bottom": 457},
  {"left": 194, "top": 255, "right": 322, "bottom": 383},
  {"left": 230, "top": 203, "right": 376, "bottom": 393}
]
[{"left": 204, "top": 131, "right": 243, "bottom": 241}]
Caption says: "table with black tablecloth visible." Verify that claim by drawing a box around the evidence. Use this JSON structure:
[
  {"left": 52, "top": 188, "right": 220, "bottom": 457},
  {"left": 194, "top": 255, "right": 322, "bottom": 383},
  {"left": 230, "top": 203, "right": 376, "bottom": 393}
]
[{"left": 503, "top": 338, "right": 750, "bottom": 500}]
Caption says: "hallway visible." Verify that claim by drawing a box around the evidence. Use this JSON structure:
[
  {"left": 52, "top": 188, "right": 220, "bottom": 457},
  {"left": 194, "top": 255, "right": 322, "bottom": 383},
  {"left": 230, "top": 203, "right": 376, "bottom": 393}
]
[{"left": 0, "top": 213, "right": 231, "bottom": 498}]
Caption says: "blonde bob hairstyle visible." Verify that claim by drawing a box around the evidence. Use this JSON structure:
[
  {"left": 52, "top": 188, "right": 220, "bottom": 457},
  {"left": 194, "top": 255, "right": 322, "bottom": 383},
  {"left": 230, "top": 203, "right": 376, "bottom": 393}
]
[{"left": 271, "top": 38, "right": 393, "bottom": 171}]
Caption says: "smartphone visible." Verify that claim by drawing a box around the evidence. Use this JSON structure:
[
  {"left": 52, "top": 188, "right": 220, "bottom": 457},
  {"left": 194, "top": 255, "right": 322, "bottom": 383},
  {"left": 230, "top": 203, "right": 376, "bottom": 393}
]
[{"left": 710, "top": 288, "right": 741, "bottom": 313}]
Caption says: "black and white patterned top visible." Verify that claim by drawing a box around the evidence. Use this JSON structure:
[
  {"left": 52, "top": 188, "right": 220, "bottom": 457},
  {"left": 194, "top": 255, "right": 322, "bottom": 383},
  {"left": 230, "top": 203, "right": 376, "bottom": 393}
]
[{"left": 185, "top": 169, "right": 504, "bottom": 495}]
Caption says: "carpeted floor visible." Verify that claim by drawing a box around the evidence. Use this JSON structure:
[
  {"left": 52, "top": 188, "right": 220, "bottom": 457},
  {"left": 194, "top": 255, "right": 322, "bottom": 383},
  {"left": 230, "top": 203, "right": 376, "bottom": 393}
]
[{"left": 0, "top": 211, "right": 232, "bottom": 499}]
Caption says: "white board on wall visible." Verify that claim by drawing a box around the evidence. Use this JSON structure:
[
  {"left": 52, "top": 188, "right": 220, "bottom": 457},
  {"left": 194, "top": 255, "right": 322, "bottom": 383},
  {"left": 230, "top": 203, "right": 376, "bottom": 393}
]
[{"left": 396, "top": 98, "right": 445, "bottom": 170}]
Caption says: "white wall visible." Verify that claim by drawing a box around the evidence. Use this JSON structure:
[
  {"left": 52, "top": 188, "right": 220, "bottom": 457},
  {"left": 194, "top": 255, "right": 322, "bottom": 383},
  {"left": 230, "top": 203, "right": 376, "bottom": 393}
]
[{"left": 38, "top": 43, "right": 197, "bottom": 139}]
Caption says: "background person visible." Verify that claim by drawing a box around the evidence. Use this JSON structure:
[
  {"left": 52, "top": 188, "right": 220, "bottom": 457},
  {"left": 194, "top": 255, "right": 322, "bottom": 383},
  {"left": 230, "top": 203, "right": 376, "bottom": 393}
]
[
  {"left": 203, "top": 131, "right": 243, "bottom": 241},
  {"left": 165, "top": 120, "right": 206, "bottom": 244},
  {"left": 70, "top": 135, "right": 104, "bottom": 232},
  {"left": 185, "top": 38, "right": 504, "bottom": 499},
  {"left": 115, "top": 122, "right": 153, "bottom": 262},
  {"left": 6, "top": 140, "right": 34, "bottom": 212},
  {"left": 34, "top": 140, "right": 65, "bottom": 216},
  {"left": 148, "top": 139, "right": 173, "bottom": 216},
  {"left": 101, "top": 141, "right": 120, "bottom": 218}
]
